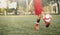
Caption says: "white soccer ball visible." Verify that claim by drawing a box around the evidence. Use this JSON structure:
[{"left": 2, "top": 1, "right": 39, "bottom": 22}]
[
  {"left": 43, "top": 14, "right": 52, "bottom": 22},
  {"left": 45, "top": 14, "right": 51, "bottom": 18}
]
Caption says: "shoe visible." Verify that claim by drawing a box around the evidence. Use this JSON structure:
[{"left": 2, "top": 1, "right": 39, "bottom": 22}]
[
  {"left": 35, "top": 23, "right": 39, "bottom": 31},
  {"left": 46, "top": 22, "right": 50, "bottom": 27}
]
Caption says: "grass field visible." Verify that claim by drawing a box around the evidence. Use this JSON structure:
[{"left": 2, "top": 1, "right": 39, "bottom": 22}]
[{"left": 0, "top": 15, "right": 60, "bottom": 35}]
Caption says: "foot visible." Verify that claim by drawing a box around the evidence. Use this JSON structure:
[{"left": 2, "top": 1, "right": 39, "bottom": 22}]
[
  {"left": 35, "top": 23, "right": 39, "bottom": 31},
  {"left": 46, "top": 22, "right": 50, "bottom": 27}
]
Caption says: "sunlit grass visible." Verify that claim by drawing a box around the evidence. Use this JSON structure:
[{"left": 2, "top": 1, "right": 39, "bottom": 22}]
[{"left": 0, "top": 15, "right": 60, "bottom": 35}]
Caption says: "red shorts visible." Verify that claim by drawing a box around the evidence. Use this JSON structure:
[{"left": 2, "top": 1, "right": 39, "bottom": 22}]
[
  {"left": 34, "top": 0, "right": 43, "bottom": 16},
  {"left": 35, "top": 8, "right": 43, "bottom": 15}
]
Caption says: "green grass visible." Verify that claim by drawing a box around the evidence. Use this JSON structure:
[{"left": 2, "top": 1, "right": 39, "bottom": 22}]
[{"left": 0, "top": 15, "right": 60, "bottom": 35}]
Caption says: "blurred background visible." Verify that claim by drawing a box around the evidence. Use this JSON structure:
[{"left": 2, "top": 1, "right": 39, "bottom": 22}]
[
  {"left": 0, "top": 0, "right": 60, "bottom": 15},
  {"left": 0, "top": 0, "right": 60, "bottom": 35}
]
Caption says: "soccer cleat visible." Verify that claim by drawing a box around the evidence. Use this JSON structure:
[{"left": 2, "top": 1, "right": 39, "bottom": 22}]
[
  {"left": 46, "top": 22, "right": 50, "bottom": 27},
  {"left": 35, "top": 23, "right": 39, "bottom": 31}
]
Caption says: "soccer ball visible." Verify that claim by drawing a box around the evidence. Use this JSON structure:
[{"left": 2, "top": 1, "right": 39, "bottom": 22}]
[{"left": 43, "top": 14, "right": 52, "bottom": 22}]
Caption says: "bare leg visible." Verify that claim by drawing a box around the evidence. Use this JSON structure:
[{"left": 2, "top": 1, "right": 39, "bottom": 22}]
[{"left": 35, "top": 15, "right": 41, "bottom": 31}]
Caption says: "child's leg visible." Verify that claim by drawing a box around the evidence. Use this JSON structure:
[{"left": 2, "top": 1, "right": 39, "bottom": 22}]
[{"left": 35, "top": 15, "right": 41, "bottom": 30}]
